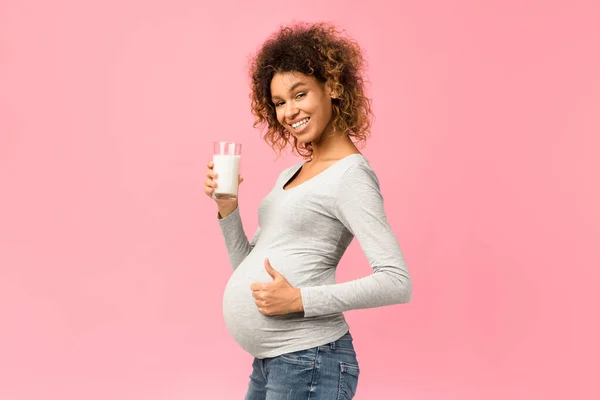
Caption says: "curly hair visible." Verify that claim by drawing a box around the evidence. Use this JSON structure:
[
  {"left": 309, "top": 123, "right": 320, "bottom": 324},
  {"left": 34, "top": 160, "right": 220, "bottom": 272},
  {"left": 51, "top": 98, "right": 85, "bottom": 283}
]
[{"left": 249, "top": 22, "right": 373, "bottom": 158}]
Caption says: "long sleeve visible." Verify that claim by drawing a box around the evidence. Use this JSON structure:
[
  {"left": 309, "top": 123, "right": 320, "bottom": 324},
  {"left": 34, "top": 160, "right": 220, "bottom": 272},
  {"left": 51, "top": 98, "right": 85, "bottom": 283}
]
[
  {"left": 300, "top": 164, "right": 412, "bottom": 317},
  {"left": 218, "top": 207, "right": 261, "bottom": 270}
]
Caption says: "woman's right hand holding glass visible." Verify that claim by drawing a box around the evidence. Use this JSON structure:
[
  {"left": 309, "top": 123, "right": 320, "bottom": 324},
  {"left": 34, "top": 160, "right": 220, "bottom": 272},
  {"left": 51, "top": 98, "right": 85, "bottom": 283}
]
[{"left": 204, "top": 160, "right": 243, "bottom": 218}]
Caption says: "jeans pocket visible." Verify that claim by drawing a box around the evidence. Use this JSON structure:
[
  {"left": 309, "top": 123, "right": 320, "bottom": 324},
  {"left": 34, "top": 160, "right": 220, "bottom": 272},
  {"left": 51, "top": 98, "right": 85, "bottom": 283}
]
[
  {"left": 278, "top": 349, "right": 317, "bottom": 367},
  {"left": 337, "top": 362, "right": 360, "bottom": 400}
]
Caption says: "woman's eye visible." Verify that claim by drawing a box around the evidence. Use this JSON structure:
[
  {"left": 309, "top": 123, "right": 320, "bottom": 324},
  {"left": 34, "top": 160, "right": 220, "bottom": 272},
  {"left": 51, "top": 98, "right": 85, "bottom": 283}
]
[
  {"left": 275, "top": 101, "right": 284, "bottom": 107},
  {"left": 295, "top": 92, "right": 306, "bottom": 99}
]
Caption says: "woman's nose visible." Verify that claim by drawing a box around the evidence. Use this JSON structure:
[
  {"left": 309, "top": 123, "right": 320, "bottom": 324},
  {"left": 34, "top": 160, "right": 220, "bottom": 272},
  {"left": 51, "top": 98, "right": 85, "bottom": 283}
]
[{"left": 285, "top": 102, "right": 299, "bottom": 120}]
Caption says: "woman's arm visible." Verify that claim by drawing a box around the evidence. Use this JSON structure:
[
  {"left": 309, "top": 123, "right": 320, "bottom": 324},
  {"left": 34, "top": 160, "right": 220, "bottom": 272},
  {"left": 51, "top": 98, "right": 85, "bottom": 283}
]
[
  {"left": 218, "top": 207, "right": 261, "bottom": 270},
  {"left": 300, "top": 164, "right": 412, "bottom": 317}
]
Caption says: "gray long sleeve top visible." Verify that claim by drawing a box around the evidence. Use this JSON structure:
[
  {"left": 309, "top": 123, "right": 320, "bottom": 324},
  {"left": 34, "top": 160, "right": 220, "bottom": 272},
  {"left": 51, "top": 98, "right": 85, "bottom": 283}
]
[{"left": 219, "top": 153, "right": 411, "bottom": 358}]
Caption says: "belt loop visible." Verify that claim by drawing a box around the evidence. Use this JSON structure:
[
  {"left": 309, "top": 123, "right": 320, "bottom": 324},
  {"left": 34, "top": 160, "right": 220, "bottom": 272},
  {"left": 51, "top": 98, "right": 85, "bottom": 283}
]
[{"left": 330, "top": 340, "right": 336, "bottom": 350}]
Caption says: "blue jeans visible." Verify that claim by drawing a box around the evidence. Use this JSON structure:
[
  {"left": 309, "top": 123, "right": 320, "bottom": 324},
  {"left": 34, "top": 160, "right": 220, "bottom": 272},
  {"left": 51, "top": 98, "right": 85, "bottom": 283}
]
[{"left": 244, "top": 331, "right": 360, "bottom": 400}]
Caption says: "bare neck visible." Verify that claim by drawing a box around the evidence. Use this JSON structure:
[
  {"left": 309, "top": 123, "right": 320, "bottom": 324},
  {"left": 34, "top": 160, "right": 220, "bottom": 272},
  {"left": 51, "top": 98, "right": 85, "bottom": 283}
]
[{"left": 309, "top": 133, "right": 360, "bottom": 163}]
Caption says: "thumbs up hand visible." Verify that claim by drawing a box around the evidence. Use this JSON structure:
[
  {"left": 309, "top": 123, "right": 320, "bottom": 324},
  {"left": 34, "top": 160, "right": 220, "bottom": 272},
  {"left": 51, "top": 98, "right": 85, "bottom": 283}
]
[{"left": 250, "top": 258, "right": 304, "bottom": 316}]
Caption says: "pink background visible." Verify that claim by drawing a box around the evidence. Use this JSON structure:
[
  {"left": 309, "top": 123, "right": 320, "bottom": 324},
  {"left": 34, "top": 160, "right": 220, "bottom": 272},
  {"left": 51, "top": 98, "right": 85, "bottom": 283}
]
[{"left": 1, "top": 0, "right": 599, "bottom": 399}]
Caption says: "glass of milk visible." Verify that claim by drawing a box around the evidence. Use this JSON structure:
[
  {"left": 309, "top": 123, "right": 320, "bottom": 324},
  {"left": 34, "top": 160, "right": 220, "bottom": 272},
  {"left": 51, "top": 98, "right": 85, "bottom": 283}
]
[{"left": 212, "top": 141, "right": 242, "bottom": 201}]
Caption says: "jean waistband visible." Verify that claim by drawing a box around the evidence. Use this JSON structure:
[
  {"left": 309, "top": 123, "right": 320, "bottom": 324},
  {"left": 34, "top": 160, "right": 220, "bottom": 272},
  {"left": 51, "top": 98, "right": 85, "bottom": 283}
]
[{"left": 324, "top": 330, "right": 354, "bottom": 350}]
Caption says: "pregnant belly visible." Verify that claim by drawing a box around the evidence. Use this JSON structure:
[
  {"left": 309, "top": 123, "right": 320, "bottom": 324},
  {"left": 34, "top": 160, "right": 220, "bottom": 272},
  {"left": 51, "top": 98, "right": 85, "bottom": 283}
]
[
  {"left": 221, "top": 250, "right": 347, "bottom": 358},
  {"left": 223, "top": 256, "right": 281, "bottom": 354},
  {"left": 222, "top": 265, "right": 263, "bottom": 353},
  {"left": 221, "top": 252, "right": 308, "bottom": 356}
]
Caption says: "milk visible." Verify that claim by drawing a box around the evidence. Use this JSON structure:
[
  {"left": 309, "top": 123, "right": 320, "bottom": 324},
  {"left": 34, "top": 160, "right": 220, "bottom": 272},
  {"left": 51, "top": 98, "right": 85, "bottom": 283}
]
[{"left": 213, "top": 154, "right": 241, "bottom": 200}]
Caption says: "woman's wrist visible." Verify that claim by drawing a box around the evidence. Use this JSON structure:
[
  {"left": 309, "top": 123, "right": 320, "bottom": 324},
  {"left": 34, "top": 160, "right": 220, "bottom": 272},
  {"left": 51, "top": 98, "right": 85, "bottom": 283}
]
[
  {"left": 217, "top": 202, "right": 238, "bottom": 219},
  {"left": 293, "top": 288, "right": 304, "bottom": 313}
]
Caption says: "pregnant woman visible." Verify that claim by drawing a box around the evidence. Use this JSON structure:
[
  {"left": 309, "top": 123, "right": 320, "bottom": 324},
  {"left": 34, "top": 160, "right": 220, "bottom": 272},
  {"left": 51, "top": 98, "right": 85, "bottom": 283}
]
[{"left": 204, "top": 22, "right": 412, "bottom": 399}]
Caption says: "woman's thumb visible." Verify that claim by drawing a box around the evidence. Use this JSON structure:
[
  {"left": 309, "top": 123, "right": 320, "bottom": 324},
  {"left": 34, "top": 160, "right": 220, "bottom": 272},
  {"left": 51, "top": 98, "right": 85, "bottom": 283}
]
[{"left": 264, "top": 258, "right": 279, "bottom": 280}]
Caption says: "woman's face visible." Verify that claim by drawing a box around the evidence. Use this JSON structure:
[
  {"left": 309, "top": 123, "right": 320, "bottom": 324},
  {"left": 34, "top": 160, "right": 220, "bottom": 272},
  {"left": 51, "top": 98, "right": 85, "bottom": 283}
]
[{"left": 270, "top": 71, "right": 334, "bottom": 144}]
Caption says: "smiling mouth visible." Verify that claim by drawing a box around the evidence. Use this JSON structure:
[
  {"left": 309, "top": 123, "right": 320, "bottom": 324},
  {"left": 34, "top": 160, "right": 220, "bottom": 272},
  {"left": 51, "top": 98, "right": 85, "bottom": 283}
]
[{"left": 290, "top": 117, "right": 310, "bottom": 132}]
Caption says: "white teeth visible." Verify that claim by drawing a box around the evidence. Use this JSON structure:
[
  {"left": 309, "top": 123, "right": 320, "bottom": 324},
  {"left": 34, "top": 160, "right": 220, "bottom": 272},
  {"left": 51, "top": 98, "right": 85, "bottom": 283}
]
[{"left": 291, "top": 118, "right": 309, "bottom": 129}]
